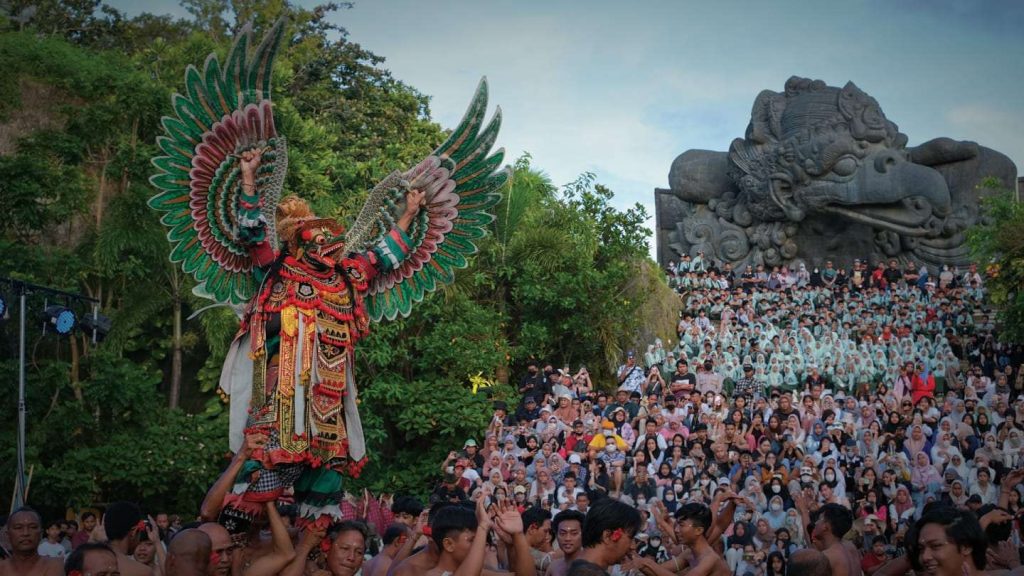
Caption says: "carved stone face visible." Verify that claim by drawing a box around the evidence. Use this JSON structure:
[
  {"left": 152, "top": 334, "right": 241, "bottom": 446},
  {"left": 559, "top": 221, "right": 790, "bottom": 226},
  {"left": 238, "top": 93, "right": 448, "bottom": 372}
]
[
  {"left": 657, "top": 75, "right": 1017, "bottom": 270},
  {"left": 730, "top": 80, "right": 952, "bottom": 232}
]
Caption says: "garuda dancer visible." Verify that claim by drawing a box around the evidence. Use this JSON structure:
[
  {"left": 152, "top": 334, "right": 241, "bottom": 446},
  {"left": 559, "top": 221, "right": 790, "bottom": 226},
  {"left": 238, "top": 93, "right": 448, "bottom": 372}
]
[{"left": 149, "top": 20, "right": 507, "bottom": 527}]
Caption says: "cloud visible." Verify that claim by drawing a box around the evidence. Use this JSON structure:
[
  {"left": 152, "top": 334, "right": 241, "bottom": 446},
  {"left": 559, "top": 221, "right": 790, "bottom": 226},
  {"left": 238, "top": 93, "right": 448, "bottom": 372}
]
[{"left": 107, "top": 0, "right": 1024, "bottom": 260}]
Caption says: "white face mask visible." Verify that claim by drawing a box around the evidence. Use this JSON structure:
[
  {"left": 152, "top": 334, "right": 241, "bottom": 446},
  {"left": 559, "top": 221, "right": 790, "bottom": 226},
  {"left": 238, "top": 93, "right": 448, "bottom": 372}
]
[
  {"left": 637, "top": 499, "right": 647, "bottom": 507},
  {"left": 771, "top": 484, "right": 781, "bottom": 494},
  {"left": 651, "top": 539, "right": 661, "bottom": 547},
  {"left": 605, "top": 444, "right": 617, "bottom": 453},
  {"left": 771, "top": 502, "right": 783, "bottom": 511},
  {"left": 825, "top": 472, "right": 836, "bottom": 482}
]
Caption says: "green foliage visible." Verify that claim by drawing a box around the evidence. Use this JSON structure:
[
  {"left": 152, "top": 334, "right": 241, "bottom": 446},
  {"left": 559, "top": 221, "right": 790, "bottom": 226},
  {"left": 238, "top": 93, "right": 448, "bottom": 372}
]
[
  {"left": 0, "top": 350, "right": 227, "bottom": 519},
  {"left": 0, "top": 1, "right": 673, "bottom": 510},
  {"left": 968, "top": 178, "right": 1024, "bottom": 342}
]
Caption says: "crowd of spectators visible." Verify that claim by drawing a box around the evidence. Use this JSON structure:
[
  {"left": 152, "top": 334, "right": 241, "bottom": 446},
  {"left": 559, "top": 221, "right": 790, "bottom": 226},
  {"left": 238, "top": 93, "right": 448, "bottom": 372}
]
[
  {"left": 2, "top": 256, "right": 1024, "bottom": 576},
  {"left": 421, "top": 256, "right": 1024, "bottom": 576}
]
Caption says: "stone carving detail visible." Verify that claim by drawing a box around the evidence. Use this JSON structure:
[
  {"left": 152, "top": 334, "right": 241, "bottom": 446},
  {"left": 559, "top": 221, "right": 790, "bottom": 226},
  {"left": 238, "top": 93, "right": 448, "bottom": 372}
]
[{"left": 656, "top": 76, "right": 1018, "bottom": 270}]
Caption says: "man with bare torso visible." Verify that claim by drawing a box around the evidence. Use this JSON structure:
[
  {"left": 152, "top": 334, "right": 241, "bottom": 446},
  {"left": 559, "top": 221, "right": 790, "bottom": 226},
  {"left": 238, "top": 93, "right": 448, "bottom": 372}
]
[
  {"left": 363, "top": 525, "right": 410, "bottom": 576},
  {"left": 545, "top": 510, "right": 584, "bottom": 576},
  {"left": 64, "top": 543, "right": 121, "bottom": 576},
  {"left": 102, "top": 502, "right": 154, "bottom": 576},
  {"left": 797, "top": 499, "right": 862, "bottom": 576},
  {"left": 789, "top": 549, "right": 832, "bottom": 576},
  {"left": 567, "top": 499, "right": 643, "bottom": 576},
  {"left": 671, "top": 503, "right": 729, "bottom": 576},
  {"left": 0, "top": 508, "right": 62, "bottom": 576}
]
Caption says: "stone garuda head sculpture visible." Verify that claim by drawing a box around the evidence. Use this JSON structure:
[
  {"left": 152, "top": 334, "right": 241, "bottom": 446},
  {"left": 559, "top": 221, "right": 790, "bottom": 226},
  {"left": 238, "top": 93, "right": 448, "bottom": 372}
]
[{"left": 656, "top": 76, "right": 1017, "bottom": 270}]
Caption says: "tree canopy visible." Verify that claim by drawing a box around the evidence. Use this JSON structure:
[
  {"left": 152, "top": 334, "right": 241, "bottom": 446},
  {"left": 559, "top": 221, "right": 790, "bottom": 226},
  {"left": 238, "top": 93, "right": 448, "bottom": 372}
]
[
  {"left": 968, "top": 179, "right": 1024, "bottom": 343},
  {"left": 0, "top": 0, "right": 678, "bottom": 515}
]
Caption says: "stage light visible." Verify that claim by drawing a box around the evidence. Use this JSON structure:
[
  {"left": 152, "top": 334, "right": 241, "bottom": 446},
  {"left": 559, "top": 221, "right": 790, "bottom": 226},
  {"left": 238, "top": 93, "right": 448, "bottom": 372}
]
[
  {"left": 42, "top": 305, "right": 77, "bottom": 336},
  {"left": 81, "top": 313, "right": 111, "bottom": 342}
]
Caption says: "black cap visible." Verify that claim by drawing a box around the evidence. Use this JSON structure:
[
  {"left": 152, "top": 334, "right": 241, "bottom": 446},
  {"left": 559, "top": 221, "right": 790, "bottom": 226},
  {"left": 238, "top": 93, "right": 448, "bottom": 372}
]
[
  {"left": 525, "top": 396, "right": 537, "bottom": 404},
  {"left": 743, "top": 364, "right": 754, "bottom": 371}
]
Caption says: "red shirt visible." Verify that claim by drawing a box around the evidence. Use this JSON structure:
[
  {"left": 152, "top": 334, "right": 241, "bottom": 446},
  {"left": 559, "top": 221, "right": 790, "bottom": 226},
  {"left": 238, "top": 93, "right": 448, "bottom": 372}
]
[
  {"left": 71, "top": 530, "right": 91, "bottom": 550},
  {"left": 861, "top": 551, "right": 885, "bottom": 573}
]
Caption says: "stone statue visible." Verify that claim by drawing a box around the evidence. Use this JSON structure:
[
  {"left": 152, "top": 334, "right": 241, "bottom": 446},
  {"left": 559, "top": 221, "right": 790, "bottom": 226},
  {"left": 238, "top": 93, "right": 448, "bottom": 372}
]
[{"left": 655, "top": 76, "right": 1017, "bottom": 271}]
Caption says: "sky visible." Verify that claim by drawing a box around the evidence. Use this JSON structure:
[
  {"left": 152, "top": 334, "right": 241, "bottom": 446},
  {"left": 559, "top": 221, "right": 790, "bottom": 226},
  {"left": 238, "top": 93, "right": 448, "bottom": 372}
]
[{"left": 109, "top": 0, "right": 1024, "bottom": 256}]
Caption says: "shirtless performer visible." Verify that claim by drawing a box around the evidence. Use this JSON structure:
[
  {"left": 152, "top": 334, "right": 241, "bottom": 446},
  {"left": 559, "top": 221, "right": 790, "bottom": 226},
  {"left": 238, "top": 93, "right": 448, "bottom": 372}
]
[
  {"left": 363, "top": 524, "right": 411, "bottom": 576},
  {"left": 670, "top": 503, "right": 729, "bottom": 576},
  {"left": 387, "top": 505, "right": 442, "bottom": 576},
  {"left": 0, "top": 508, "right": 62, "bottom": 576},
  {"left": 546, "top": 510, "right": 585, "bottom": 576},
  {"left": 103, "top": 502, "right": 153, "bottom": 576},
  {"left": 789, "top": 549, "right": 832, "bottom": 576},
  {"left": 795, "top": 496, "right": 861, "bottom": 576},
  {"left": 391, "top": 497, "right": 533, "bottom": 576},
  {"left": 64, "top": 543, "right": 121, "bottom": 576},
  {"left": 568, "top": 499, "right": 643, "bottom": 576}
]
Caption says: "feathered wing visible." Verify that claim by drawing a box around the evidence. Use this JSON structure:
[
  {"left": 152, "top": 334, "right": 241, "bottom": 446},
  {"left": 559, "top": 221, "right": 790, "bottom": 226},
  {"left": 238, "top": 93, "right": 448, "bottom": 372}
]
[
  {"left": 345, "top": 78, "right": 508, "bottom": 322},
  {"left": 149, "top": 20, "right": 288, "bottom": 305}
]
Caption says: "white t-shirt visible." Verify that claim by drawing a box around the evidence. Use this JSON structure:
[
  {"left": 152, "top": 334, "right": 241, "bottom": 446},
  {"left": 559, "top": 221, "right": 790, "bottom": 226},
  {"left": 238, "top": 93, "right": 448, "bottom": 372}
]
[{"left": 38, "top": 540, "right": 67, "bottom": 558}]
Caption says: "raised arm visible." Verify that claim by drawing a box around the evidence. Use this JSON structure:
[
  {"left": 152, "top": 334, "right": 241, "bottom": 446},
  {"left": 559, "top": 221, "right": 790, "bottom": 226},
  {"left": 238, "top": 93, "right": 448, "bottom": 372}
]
[
  {"left": 707, "top": 492, "right": 739, "bottom": 544},
  {"left": 243, "top": 502, "right": 296, "bottom": 576},
  {"left": 393, "top": 510, "right": 429, "bottom": 565},
  {"left": 454, "top": 495, "right": 494, "bottom": 576},
  {"left": 145, "top": 516, "right": 166, "bottom": 576},
  {"left": 791, "top": 491, "right": 814, "bottom": 546},
  {"left": 397, "top": 189, "right": 425, "bottom": 233},
  {"left": 200, "top": 431, "right": 266, "bottom": 522},
  {"left": 999, "top": 469, "right": 1024, "bottom": 509},
  {"left": 494, "top": 500, "right": 533, "bottom": 576},
  {"left": 280, "top": 525, "right": 325, "bottom": 576}
]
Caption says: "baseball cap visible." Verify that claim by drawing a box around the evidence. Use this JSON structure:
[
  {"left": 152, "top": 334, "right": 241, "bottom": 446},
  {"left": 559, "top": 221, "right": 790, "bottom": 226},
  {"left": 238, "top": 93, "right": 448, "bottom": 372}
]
[
  {"left": 569, "top": 454, "right": 582, "bottom": 464},
  {"left": 464, "top": 438, "right": 477, "bottom": 447},
  {"left": 513, "top": 485, "right": 527, "bottom": 495}
]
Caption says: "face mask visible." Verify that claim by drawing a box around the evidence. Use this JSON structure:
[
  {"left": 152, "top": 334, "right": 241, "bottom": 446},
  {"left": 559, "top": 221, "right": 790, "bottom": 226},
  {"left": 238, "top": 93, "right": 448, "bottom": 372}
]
[
  {"left": 771, "top": 484, "right": 781, "bottom": 494},
  {"left": 986, "top": 440, "right": 996, "bottom": 448},
  {"left": 665, "top": 492, "right": 675, "bottom": 501},
  {"left": 605, "top": 444, "right": 617, "bottom": 453},
  {"left": 801, "top": 474, "right": 812, "bottom": 482},
  {"left": 825, "top": 472, "right": 836, "bottom": 482},
  {"left": 651, "top": 539, "right": 661, "bottom": 547},
  {"left": 771, "top": 502, "right": 783, "bottom": 511}
]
